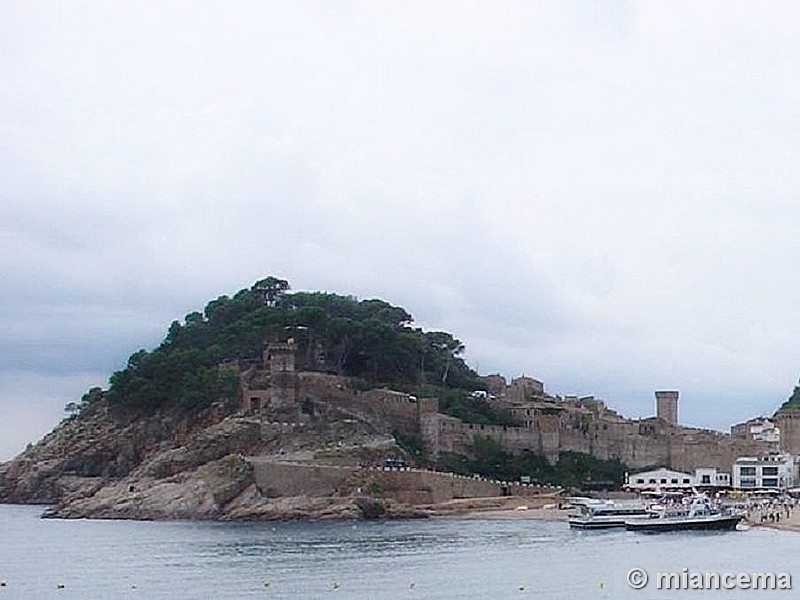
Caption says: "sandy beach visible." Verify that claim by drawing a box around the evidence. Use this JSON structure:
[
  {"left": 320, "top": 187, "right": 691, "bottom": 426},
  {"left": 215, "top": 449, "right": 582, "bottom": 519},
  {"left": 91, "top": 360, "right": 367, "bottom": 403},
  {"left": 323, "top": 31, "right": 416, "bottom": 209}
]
[
  {"left": 458, "top": 506, "right": 568, "bottom": 520},
  {"left": 754, "top": 509, "right": 800, "bottom": 534},
  {"left": 424, "top": 496, "right": 570, "bottom": 520},
  {"left": 429, "top": 496, "right": 800, "bottom": 532}
]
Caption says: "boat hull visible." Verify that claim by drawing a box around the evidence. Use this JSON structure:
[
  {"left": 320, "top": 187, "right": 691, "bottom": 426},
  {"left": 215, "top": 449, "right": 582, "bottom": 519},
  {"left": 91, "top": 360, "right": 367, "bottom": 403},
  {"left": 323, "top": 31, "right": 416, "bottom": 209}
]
[
  {"left": 625, "top": 514, "right": 743, "bottom": 533},
  {"left": 568, "top": 517, "right": 627, "bottom": 529}
]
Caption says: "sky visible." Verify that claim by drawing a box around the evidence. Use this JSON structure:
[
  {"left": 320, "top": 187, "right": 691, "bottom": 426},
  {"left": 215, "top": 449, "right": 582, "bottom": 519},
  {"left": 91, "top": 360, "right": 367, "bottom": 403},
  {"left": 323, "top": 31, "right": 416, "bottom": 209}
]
[{"left": 3, "top": 1, "right": 800, "bottom": 461}]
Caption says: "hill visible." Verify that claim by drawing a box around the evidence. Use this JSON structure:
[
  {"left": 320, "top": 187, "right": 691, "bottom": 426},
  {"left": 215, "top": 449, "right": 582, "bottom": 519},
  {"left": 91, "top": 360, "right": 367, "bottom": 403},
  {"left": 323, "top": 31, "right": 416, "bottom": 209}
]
[{"left": 0, "top": 277, "right": 533, "bottom": 519}]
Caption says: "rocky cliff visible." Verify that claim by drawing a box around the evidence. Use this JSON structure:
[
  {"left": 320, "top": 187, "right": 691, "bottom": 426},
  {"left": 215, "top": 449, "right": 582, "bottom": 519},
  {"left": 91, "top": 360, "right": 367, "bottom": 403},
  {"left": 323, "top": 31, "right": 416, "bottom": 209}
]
[{"left": 0, "top": 374, "right": 428, "bottom": 521}]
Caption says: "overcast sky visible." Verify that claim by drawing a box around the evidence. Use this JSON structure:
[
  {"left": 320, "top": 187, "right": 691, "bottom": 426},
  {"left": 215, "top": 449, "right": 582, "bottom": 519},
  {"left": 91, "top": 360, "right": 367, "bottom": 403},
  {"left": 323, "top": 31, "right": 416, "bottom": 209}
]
[{"left": 3, "top": 1, "right": 800, "bottom": 460}]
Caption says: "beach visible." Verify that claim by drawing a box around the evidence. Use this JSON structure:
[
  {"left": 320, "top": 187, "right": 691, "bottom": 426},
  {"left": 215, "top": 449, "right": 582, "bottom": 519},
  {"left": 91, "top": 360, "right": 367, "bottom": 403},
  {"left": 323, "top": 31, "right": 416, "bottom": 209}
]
[
  {"left": 424, "top": 495, "right": 571, "bottom": 520},
  {"left": 431, "top": 495, "right": 800, "bottom": 533},
  {"left": 754, "top": 506, "right": 800, "bottom": 534}
]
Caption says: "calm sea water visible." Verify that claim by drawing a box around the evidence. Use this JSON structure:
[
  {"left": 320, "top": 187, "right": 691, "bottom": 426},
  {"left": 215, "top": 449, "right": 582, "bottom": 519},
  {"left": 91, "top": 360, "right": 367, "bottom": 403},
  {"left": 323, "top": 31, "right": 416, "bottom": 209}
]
[{"left": 1, "top": 504, "right": 799, "bottom": 599}]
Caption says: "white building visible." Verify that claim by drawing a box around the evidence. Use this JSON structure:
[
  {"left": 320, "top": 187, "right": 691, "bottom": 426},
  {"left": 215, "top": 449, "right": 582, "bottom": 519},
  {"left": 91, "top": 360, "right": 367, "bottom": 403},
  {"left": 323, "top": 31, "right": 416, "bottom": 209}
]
[
  {"left": 625, "top": 467, "right": 694, "bottom": 491},
  {"left": 750, "top": 420, "right": 780, "bottom": 444},
  {"left": 732, "top": 454, "right": 796, "bottom": 490},
  {"left": 731, "top": 417, "right": 780, "bottom": 444},
  {"left": 625, "top": 467, "right": 731, "bottom": 491},
  {"left": 694, "top": 467, "right": 731, "bottom": 488}
]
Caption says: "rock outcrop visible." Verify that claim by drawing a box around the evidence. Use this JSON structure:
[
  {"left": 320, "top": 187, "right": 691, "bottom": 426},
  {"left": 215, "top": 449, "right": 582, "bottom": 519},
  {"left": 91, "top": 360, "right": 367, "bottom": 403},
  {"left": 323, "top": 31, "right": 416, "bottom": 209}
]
[{"left": 0, "top": 374, "right": 429, "bottom": 521}]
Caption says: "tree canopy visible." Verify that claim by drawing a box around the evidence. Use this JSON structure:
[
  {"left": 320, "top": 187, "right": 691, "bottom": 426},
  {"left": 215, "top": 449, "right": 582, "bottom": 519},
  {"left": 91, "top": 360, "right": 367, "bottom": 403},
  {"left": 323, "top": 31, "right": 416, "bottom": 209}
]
[
  {"left": 101, "top": 277, "right": 482, "bottom": 411},
  {"left": 437, "top": 438, "right": 627, "bottom": 490},
  {"left": 777, "top": 382, "right": 800, "bottom": 412}
]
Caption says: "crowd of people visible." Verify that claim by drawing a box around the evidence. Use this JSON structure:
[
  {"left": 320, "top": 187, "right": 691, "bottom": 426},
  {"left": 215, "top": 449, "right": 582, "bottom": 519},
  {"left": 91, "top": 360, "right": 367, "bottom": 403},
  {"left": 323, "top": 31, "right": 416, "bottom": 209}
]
[{"left": 741, "top": 497, "right": 795, "bottom": 525}]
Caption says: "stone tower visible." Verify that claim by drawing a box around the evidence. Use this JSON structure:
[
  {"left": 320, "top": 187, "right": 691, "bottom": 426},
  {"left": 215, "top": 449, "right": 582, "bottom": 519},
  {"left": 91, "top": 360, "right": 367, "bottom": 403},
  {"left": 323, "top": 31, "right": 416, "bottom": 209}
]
[
  {"left": 655, "top": 390, "right": 679, "bottom": 425},
  {"left": 774, "top": 407, "right": 800, "bottom": 454},
  {"left": 264, "top": 342, "right": 296, "bottom": 409},
  {"left": 264, "top": 342, "right": 296, "bottom": 373}
]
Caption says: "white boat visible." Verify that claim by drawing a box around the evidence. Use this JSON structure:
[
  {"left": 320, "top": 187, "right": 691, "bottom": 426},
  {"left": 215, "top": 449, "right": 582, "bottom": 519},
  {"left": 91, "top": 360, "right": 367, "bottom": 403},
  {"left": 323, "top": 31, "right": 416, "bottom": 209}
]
[
  {"left": 568, "top": 499, "right": 649, "bottom": 529},
  {"left": 625, "top": 494, "right": 743, "bottom": 532}
]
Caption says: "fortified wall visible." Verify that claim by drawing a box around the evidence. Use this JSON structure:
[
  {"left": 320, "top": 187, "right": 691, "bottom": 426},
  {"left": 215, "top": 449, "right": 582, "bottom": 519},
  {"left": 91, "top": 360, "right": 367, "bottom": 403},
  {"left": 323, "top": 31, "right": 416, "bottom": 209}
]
[
  {"left": 238, "top": 346, "right": 771, "bottom": 474},
  {"left": 239, "top": 347, "right": 437, "bottom": 440},
  {"left": 422, "top": 383, "right": 771, "bottom": 473}
]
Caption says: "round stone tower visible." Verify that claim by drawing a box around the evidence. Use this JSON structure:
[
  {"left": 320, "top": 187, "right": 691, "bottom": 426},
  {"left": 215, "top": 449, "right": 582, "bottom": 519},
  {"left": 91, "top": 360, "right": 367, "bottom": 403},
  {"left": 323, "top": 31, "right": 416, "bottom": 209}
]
[{"left": 774, "top": 407, "right": 800, "bottom": 454}]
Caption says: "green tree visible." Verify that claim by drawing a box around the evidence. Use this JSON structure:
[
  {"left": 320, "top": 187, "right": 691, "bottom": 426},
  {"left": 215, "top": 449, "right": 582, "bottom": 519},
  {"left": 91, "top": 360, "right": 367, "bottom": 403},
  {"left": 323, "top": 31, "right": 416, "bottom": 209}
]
[
  {"left": 252, "top": 277, "right": 290, "bottom": 306},
  {"left": 99, "top": 276, "right": 485, "bottom": 412},
  {"left": 778, "top": 381, "right": 800, "bottom": 411}
]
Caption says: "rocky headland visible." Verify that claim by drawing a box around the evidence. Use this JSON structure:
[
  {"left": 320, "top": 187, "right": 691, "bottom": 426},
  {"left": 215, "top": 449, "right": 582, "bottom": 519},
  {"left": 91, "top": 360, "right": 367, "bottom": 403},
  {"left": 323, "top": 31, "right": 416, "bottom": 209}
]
[
  {"left": 0, "top": 278, "right": 566, "bottom": 521},
  {"left": 0, "top": 369, "right": 558, "bottom": 521}
]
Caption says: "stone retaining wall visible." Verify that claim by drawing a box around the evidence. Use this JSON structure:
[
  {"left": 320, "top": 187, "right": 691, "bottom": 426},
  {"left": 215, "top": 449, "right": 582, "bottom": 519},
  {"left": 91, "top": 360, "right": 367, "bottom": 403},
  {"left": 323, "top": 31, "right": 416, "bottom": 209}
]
[{"left": 248, "top": 460, "right": 559, "bottom": 504}]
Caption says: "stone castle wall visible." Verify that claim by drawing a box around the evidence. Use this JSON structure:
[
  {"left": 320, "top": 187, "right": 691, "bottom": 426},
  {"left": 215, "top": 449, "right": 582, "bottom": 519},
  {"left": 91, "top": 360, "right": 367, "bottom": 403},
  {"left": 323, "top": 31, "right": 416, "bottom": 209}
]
[
  {"left": 294, "top": 373, "right": 438, "bottom": 438},
  {"left": 422, "top": 409, "right": 772, "bottom": 472},
  {"left": 241, "top": 351, "right": 771, "bottom": 475}
]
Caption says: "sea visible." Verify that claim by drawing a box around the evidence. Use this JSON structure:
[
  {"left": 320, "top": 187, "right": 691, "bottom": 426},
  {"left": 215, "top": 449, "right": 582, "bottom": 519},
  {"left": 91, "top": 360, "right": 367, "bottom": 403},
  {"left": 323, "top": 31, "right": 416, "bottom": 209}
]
[{"left": 1, "top": 503, "right": 798, "bottom": 599}]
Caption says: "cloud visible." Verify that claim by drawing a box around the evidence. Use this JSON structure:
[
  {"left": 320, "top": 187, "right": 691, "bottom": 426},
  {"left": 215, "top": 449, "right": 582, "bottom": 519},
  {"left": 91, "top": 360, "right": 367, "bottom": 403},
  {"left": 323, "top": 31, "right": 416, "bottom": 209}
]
[
  {"left": 0, "top": 371, "right": 106, "bottom": 461},
  {"left": 2, "top": 1, "right": 800, "bottom": 459}
]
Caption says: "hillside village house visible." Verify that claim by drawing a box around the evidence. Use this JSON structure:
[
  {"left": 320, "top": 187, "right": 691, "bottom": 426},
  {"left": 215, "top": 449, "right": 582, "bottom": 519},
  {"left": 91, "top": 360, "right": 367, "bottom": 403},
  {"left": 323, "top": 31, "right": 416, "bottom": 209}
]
[{"left": 731, "top": 417, "right": 780, "bottom": 444}]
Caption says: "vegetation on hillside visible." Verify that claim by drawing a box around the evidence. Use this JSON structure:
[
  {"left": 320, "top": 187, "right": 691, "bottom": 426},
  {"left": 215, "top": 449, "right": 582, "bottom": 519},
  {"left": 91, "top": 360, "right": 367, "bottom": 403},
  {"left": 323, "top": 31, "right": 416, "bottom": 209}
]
[
  {"left": 777, "top": 382, "right": 800, "bottom": 412},
  {"left": 436, "top": 437, "right": 627, "bottom": 490},
  {"left": 59, "top": 276, "right": 637, "bottom": 489},
  {"left": 434, "top": 389, "right": 516, "bottom": 426},
  {"left": 87, "top": 277, "right": 482, "bottom": 412}
]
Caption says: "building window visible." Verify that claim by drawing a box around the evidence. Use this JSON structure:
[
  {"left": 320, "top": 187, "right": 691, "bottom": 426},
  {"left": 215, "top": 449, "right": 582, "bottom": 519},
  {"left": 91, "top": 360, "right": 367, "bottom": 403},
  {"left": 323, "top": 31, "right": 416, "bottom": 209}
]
[
  {"left": 701, "top": 475, "right": 711, "bottom": 484},
  {"left": 740, "top": 479, "right": 756, "bottom": 488},
  {"left": 740, "top": 467, "right": 756, "bottom": 477},
  {"left": 762, "top": 478, "right": 779, "bottom": 487},
  {"left": 649, "top": 479, "right": 656, "bottom": 484},
  {"left": 762, "top": 466, "right": 779, "bottom": 476},
  {"left": 682, "top": 479, "right": 690, "bottom": 484},
  {"left": 670, "top": 478, "right": 678, "bottom": 484},
  {"left": 635, "top": 479, "right": 644, "bottom": 484},
  {"left": 660, "top": 478, "right": 667, "bottom": 484}
]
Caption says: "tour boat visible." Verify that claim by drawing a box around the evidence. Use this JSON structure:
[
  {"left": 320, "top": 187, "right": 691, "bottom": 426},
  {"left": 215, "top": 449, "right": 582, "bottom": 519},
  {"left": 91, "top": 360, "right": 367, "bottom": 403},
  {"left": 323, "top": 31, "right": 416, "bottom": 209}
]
[
  {"left": 625, "top": 495, "right": 743, "bottom": 532},
  {"left": 568, "top": 499, "right": 649, "bottom": 529}
]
